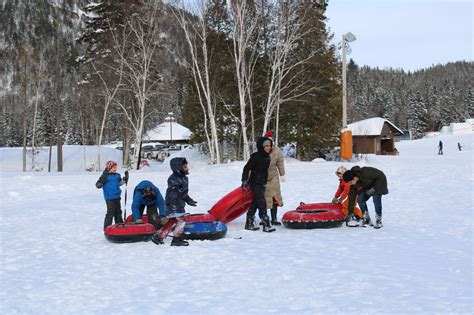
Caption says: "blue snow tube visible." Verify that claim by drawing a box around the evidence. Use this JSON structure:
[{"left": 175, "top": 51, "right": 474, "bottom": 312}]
[{"left": 182, "top": 221, "right": 227, "bottom": 241}]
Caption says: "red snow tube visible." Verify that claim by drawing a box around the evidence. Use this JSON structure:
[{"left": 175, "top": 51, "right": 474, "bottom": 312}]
[
  {"left": 104, "top": 222, "right": 156, "bottom": 243},
  {"left": 208, "top": 186, "right": 254, "bottom": 223},
  {"left": 184, "top": 213, "right": 216, "bottom": 222},
  {"left": 282, "top": 203, "right": 346, "bottom": 229}
]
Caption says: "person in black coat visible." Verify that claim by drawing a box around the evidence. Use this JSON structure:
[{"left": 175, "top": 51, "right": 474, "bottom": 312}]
[
  {"left": 438, "top": 140, "right": 443, "bottom": 155},
  {"left": 152, "top": 157, "right": 197, "bottom": 246},
  {"left": 241, "top": 136, "right": 275, "bottom": 232},
  {"left": 343, "top": 166, "right": 388, "bottom": 229}
]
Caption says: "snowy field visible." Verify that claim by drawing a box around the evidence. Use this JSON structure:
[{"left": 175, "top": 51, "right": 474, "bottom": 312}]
[{"left": 0, "top": 133, "right": 472, "bottom": 314}]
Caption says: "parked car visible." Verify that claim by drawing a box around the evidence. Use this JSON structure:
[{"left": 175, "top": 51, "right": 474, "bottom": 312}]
[{"left": 140, "top": 145, "right": 155, "bottom": 159}]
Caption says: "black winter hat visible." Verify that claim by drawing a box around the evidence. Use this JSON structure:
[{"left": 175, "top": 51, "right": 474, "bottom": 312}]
[
  {"left": 343, "top": 170, "right": 356, "bottom": 182},
  {"left": 141, "top": 186, "right": 156, "bottom": 201}
]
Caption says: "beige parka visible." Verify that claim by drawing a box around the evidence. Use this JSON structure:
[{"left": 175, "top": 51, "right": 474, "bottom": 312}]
[{"left": 264, "top": 145, "right": 285, "bottom": 208}]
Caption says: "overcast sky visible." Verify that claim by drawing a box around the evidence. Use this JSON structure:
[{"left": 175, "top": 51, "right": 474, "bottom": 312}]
[{"left": 325, "top": 0, "right": 473, "bottom": 71}]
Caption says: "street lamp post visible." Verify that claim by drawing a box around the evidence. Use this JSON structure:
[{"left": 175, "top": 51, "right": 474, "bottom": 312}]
[
  {"left": 341, "top": 32, "right": 356, "bottom": 128},
  {"left": 340, "top": 32, "right": 356, "bottom": 161},
  {"left": 168, "top": 112, "right": 174, "bottom": 145}
]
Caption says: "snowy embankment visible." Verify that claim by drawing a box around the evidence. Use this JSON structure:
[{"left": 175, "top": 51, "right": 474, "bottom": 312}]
[{"left": 0, "top": 133, "right": 472, "bottom": 314}]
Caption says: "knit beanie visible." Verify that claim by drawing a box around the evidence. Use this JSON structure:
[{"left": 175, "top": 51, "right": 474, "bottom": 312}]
[{"left": 343, "top": 170, "right": 356, "bottom": 182}]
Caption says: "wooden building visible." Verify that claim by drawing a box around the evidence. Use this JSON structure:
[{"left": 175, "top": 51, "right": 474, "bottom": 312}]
[{"left": 347, "top": 117, "right": 403, "bottom": 155}]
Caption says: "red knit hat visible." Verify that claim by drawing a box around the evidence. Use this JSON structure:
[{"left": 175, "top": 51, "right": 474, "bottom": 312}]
[
  {"left": 105, "top": 160, "right": 117, "bottom": 171},
  {"left": 265, "top": 130, "right": 273, "bottom": 138}
]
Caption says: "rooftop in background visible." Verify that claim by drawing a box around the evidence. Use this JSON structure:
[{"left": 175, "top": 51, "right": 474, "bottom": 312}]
[
  {"left": 143, "top": 117, "right": 192, "bottom": 142},
  {"left": 347, "top": 117, "right": 403, "bottom": 136}
]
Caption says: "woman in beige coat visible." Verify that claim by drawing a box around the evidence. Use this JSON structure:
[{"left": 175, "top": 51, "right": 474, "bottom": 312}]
[{"left": 264, "top": 131, "right": 285, "bottom": 225}]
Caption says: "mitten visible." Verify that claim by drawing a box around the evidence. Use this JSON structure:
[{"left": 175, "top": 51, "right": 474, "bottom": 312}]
[
  {"left": 188, "top": 199, "right": 197, "bottom": 207},
  {"left": 280, "top": 176, "right": 285, "bottom": 183},
  {"left": 241, "top": 180, "right": 248, "bottom": 192},
  {"left": 135, "top": 219, "right": 143, "bottom": 224},
  {"left": 366, "top": 187, "right": 376, "bottom": 196},
  {"left": 159, "top": 216, "right": 169, "bottom": 225},
  {"left": 95, "top": 173, "right": 108, "bottom": 188}
]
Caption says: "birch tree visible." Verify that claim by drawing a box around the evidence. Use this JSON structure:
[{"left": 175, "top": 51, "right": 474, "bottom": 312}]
[
  {"left": 262, "top": 2, "right": 321, "bottom": 145},
  {"left": 111, "top": 2, "right": 165, "bottom": 169},
  {"left": 229, "top": 0, "right": 260, "bottom": 161},
  {"left": 173, "top": 0, "right": 221, "bottom": 164}
]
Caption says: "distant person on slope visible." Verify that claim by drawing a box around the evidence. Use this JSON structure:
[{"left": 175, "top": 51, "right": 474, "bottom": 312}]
[
  {"left": 152, "top": 157, "right": 197, "bottom": 246},
  {"left": 95, "top": 160, "right": 128, "bottom": 229},
  {"left": 263, "top": 130, "right": 286, "bottom": 226},
  {"left": 458, "top": 142, "right": 462, "bottom": 151},
  {"left": 131, "top": 180, "right": 165, "bottom": 230},
  {"left": 241, "top": 136, "right": 275, "bottom": 232},
  {"left": 343, "top": 166, "right": 388, "bottom": 229},
  {"left": 332, "top": 166, "right": 364, "bottom": 226},
  {"left": 438, "top": 140, "right": 443, "bottom": 155}
]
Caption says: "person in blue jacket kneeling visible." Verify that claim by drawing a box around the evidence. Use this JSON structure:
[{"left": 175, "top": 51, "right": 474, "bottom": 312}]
[{"left": 131, "top": 180, "right": 165, "bottom": 230}]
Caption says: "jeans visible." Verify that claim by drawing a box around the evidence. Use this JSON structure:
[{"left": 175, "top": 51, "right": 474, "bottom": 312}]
[{"left": 357, "top": 190, "right": 382, "bottom": 217}]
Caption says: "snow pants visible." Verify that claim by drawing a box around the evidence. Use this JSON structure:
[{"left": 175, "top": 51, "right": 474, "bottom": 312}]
[
  {"left": 157, "top": 216, "right": 186, "bottom": 239},
  {"left": 247, "top": 184, "right": 268, "bottom": 219},
  {"left": 138, "top": 203, "right": 160, "bottom": 229},
  {"left": 104, "top": 199, "right": 123, "bottom": 229},
  {"left": 342, "top": 200, "right": 364, "bottom": 219},
  {"left": 358, "top": 190, "right": 382, "bottom": 217}
]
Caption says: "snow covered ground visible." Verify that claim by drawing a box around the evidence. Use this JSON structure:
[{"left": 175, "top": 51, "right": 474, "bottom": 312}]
[{"left": 1, "top": 133, "right": 472, "bottom": 314}]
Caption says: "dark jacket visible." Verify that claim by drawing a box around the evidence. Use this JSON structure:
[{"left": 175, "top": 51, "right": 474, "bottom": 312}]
[
  {"left": 131, "top": 180, "right": 165, "bottom": 219},
  {"left": 350, "top": 166, "right": 388, "bottom": 195},
  {"left": 347, "top": 166, "right": 388, "bottom": 214},
  {"left": 96, "top": 172, "right": 124, "bottom": 200},
  {"left": 241, "top": 137, "right": 272, "bottom": 187},
  {"left": 165, "top": 157, "right": 194, "bottom": 216}
]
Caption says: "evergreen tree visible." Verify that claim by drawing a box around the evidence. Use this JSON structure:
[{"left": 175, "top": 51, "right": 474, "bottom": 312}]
[
  {"left": 280, "top": 0, "right": 340, "bottom": 160},
  {"left": 407, "top": 92, "right": 428, "bottom": 139}
]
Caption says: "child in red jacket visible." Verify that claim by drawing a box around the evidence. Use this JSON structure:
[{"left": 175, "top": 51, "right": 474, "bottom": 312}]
[{"left": 332, "top": 166, "right": 363, "bottom": 226}]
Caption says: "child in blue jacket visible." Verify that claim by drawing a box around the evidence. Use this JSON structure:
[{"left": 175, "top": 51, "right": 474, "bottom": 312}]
[
  {"left": 152, "top": 157, "right": 197, "bottom": 246},
  {"left": 96, "top": 160, "right": 128, "bottom": 229},
  {"left": 131, "top": 180, "right": 165, "bottom": 229}
]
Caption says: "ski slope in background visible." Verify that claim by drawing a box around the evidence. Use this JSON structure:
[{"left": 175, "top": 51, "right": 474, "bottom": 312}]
[{"left": 0, "top": 133, "right": 472, "bottom": 314}]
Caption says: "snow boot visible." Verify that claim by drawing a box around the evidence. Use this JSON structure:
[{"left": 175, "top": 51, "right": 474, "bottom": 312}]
[
  {"left": 271, "top": 205, "right": 282, "bottom": 226},
  {"left": 245, "top": 216, "right": 260, "bottom": 231},
  {"left": 170, "top": 237, "right": 189, "bottom": 246},
  {"left": 346, "top": 215, "right": 361, "bottom": 227},
  {"left": 362, "top": 211, "right": 373, "bottom": 227},
  {"left": 151, "top": 234, "right": 164, "bottom": 245},
  {"left": 374, "top": 215, "right": 383, "bottom": 229},
  {"left": 262, "top": 216, "right": 276, "bottom": 233}
]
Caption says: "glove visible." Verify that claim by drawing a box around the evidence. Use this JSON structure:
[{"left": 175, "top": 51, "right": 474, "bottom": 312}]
[
  {"left": 159, "top": 216, "right": 168, "bottom": 225},
  {"left": 135, "top": 219, "right": 143, "bottom": 224},
  {"left": 123, "top": 170, "right": 129, "bottom": 183},
  {"left": 280, "top": 176, "right": 285, "bottom": 183},
  {"left": 366, "top": 188, "right": 376, "bottom": 196},
  {"left": 241, "top": 180, "right": 248, "bottom": 192},
  {"left": 332, "top": 197, "right": 338, "bottom": 203},
  {"left": 188, "top": 199, "right": 197, "bottom": 207}
]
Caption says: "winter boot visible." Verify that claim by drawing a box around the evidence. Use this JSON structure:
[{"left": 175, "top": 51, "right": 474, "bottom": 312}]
[
  {"left": 170, "top": 237, "right": 189, "bottom": 246},
  {"left": 346, "top": 215, "right": 361, "bottom": 227},
  {"left": 262, "top": 216, "right": 276, "bottom": 233},
  {"left": 151, "top": 234, "right": 164, "bottom": 245},
  {"left": 271, "top": 204, "right": 282, "bottom": 225},
  {"left": 374, "top": 215, "right": 383, "bottom": 229},
  {"left": 362, "top": 211, "right": 373, "bottom": 227},
  {"left": 245, "top": 216, "right": 260, "bottom": 231}
]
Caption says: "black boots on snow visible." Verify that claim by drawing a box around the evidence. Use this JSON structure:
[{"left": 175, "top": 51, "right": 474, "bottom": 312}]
[
  {"left": 245, "top": 216, "right": 260, "bottom": 231},
  {"left": 152, "top": 235, "right": 189, "bottom": 246},
  {"left": 151, "top": 234, "right": 164, "bottom": 245},
  {"left": 270, "top": 205, "right": 282, "bottom": 226},
  {"left": 171, "top": 237, "right": 189, "bottom": 246},
  {"left": 262, "top": 216, "right": 275, "bottom": 233}
]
